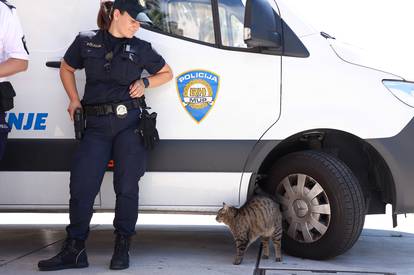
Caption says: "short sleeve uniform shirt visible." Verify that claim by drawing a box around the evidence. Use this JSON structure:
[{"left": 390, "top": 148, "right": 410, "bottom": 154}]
[
  {"left": 0, "top": 1, "right": 29, "bottom": 81},
  {"left": 63, "top": 30, "right": 165, "bottom": 105},
  {"left": 0, "top": 1, "right": 29, "bottom": 136}
]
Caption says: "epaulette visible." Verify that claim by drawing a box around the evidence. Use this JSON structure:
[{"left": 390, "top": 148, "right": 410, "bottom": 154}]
[
  {"left": 79, "top": 30, "right": 99, "bottom": 39},
  {"left": 0, "top": 0, "right": 15, "bottom": 11},
  {"left": 128, "top": 36, "right": 147, "bottom": 48}
]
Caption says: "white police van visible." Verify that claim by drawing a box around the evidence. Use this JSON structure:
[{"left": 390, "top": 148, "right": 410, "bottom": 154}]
[{"left": 1, "top": 0, "right": 414, "bottom": 260}]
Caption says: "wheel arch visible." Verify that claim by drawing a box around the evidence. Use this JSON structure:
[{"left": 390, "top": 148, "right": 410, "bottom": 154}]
[{"left": 244, "top": 128, "right": 396, "bottom": 215}]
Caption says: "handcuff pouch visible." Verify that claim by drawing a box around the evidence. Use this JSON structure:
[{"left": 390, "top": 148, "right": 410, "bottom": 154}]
[{"left": 0, "top": 82, "right": 16, "bottom": 112}]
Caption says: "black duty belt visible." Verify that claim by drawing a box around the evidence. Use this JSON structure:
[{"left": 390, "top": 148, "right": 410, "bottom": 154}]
[{"left": 83, "top": 98, "right": 141, "bottom": 117}]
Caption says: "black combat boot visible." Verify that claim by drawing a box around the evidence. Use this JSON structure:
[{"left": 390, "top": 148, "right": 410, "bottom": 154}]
[
  {"left": 38, "top": 238, "right": 88, "bottom": 271},
  {"left": 110, "top": 234, "right": 131, "bottom": 270}
]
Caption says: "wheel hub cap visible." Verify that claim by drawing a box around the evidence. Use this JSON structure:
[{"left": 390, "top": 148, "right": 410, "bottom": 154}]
[
  {"left": 293, "top": 199, "right": 309, "bottom": 218},
  {"left": 275, "top": 174, "right": 331, "bottom": 243}
]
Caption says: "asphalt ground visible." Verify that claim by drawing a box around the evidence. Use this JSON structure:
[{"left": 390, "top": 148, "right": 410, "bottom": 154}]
[{"left": 0, "top": 212, "right": 413, "bottom": 275}]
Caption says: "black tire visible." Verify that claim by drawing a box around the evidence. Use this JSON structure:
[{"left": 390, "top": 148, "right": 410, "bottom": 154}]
[{"left": 265, "top": 150, "right": 365, "bottom": 259}]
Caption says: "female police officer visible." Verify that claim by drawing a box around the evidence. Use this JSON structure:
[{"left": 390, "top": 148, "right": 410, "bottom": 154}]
[{"left": 38, "top": 0, "right": 173, "bottom": 271}]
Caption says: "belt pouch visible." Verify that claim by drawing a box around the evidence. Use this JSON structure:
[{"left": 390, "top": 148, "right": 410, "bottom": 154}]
[
  {"left": 0, "top": 113, "right": 10, "bottom": 160},
  {"left": 0, "top": 82, "right": 16, "bottom": 112}
]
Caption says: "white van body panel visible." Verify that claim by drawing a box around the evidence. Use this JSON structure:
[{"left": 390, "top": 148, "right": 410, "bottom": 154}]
[
  {"left": 101, "top": 172, "right": 251, "bottom": 211},
  {"left": 0, "top": 171, "right": 251, "bottom": 211},
  {"left": 136, "top": 29, "right": 281, "bottom": 140},
  {"left": 0, "top": 172, "right": 100, "bottom": 208},
  {"left": 262, "top": 34, "right": 414, "bottom": 140}
]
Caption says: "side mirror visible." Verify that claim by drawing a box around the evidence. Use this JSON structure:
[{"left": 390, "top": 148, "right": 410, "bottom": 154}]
[{"left": 244, "top": 0, "right": 281, "bottom": 49}]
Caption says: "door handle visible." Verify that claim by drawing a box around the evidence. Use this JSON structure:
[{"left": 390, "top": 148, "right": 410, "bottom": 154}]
[{"left": 45, "top": 61, "right": 61, "bottom": 68}]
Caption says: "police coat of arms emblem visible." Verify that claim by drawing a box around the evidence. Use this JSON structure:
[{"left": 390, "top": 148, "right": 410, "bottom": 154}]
[{"left": 176, "top": 70, "right": 220, "bottom": 123}]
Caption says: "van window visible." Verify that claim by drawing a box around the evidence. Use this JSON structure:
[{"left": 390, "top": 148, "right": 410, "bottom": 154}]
[
  {"left": 218, "top": 0, "right": 247, "bottom": 48},
  {"left": 141, "top": 0, "right": 215, "bottom": 44}
]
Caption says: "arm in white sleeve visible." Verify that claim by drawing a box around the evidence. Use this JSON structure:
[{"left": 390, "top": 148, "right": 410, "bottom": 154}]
[
  {"left": 0, "top": 6, "right": 29, "bottom": 77},
  {"left": 3, "top": 7, "right": 29, "bottom": 60}
]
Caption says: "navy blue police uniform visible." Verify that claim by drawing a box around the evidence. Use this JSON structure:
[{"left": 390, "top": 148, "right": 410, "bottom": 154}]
[{"left": 63, "top": 29, "right": 165, "bottom": 240}]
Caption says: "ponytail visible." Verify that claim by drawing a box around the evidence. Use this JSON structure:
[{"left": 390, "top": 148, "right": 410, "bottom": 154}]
[{"left": 97, "top": 1, "right": 114, "bottom": 30}]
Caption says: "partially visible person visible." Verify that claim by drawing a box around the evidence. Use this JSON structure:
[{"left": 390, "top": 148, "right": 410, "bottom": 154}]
[{"left": 0, "top": 0, "right": 29, "bottom": 159}]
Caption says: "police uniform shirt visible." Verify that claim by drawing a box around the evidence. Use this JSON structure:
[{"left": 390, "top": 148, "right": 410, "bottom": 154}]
[
  {"left": 0, "top": 0, "right": 29, "bottom": 81},
  {"left": 63, "top": 30, "right": 166, "bottom": 105}
]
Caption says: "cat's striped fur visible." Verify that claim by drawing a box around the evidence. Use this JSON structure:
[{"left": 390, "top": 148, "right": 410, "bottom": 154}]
[{"left": 216, "top": 195, "right": 283, "bottom": 265}]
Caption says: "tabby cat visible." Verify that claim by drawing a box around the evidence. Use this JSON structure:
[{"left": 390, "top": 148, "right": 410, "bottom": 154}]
[{"left": 216, "top": 195, "right": 283, "bottom": 265}]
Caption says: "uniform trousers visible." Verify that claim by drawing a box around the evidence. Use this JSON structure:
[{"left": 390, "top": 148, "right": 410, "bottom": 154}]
[{"left": 66, "top": 108, "right": 147, "bottom": 240}]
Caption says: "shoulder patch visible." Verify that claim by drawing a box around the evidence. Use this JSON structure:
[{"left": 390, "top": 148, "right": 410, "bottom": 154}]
[{"left": 0, "top": 0, "right": 15, "bottom": 11}]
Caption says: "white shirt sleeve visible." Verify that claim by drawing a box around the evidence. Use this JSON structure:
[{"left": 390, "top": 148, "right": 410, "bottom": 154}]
[{"left": 2, "top": 7, "right": 29, "bottom": 61}]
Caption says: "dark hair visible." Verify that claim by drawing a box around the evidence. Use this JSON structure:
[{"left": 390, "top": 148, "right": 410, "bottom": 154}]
[{"left": 97, "top": 1, "right": 115, "bottom": 30}]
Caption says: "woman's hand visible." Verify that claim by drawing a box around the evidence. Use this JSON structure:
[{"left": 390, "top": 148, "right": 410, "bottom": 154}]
[
  {"left": 67, "top": 100, "right": 82, "bottom": 121},
  {"left": 129, "top": 79, "right": 145, "bottom": 98}
]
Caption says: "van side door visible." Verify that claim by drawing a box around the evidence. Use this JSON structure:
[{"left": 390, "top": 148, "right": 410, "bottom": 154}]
[{"left": 99, "top": 0, "right": 282, "bottom": 210}]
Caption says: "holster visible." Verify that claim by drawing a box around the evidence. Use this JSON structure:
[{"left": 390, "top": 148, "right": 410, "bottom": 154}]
[
  {"left": 0, "top": 112, "right": 10, "bottom": 160},
  {"left": 74, "top": 108, "right": 85, "bottom": 140},
  {"left": 0, "top": 82, "right": 16, "bottom": 112},
  {"left": 136, "top": 96, "right": 160, "bottom": 150}
]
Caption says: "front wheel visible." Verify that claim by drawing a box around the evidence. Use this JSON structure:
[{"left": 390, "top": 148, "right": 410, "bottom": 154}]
[{"left": 265, "top": 150, "right": 365, "bottom": 259}]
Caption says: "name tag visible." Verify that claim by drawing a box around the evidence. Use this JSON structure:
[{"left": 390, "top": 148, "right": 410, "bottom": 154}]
[{"left": 86, "top": 42, "right": 102, "bottom": 48}]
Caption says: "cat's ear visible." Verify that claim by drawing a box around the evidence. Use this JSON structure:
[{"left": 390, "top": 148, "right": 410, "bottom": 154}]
[{"left": 222, "top": 202, "right": 228, "bottom": 209}]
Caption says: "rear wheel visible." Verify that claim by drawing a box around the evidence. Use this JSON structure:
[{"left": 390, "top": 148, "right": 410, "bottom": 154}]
[{"left": 265, "top": 150, "right": 365, "bottom": 259}]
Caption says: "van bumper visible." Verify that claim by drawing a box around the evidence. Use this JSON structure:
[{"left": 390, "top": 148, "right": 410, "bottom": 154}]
[{"left": 368, "top": 117, "right": 414, "bottom": 214}]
